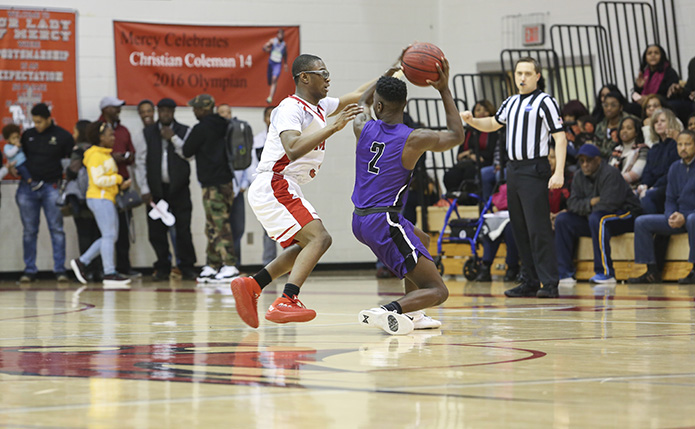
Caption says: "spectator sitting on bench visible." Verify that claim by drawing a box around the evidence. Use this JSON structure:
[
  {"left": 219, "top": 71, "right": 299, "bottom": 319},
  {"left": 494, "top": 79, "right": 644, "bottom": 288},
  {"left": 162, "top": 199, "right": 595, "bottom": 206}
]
[
  {"left": 636, "top": 107, "right": 681, "bottom": 214},
  {"left": 555, "top": 143, "right": 642, "bottom": 285},
  {"left": 628, "top": 130, "right": 695, "bottom": 284}
]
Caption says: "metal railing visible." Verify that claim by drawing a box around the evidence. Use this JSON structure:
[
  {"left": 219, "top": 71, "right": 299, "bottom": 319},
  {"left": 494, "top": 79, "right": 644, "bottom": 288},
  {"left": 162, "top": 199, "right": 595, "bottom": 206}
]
[
  {"left": 550, "top": 24, "right": 615, "bottom": 112},
  {"left": 651, "top": 0, "right": 682, "bottom": 76},
  {"left": 452, "top": 73, "right": 512, "bottom": 109},
  {"left": 597, "top": 1, "right": 657, "bottom": 98}
]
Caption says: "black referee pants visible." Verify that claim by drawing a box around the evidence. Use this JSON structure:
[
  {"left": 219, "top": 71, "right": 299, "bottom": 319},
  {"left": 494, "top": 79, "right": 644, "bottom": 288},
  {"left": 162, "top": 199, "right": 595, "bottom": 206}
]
[{"left": 506, "top": 158, "right": 559, "bottom": 286}]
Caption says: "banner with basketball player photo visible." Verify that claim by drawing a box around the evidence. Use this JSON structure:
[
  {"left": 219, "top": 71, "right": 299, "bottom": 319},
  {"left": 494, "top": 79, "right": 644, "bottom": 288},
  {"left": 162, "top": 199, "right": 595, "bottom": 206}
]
[
  {"left": 0, "top": 7, "right": 78, "bottom": 156},
  {"left": 113, "top": 21, "right": 299, "bottom": 108}
]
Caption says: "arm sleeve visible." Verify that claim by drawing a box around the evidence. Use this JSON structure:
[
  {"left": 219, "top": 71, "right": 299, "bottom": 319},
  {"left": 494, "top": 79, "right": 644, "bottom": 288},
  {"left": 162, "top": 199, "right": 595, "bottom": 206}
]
[
  {"left": 566, "top": 175, "right": 593, "bottom": 216},
  {"left": 170, "top": 128, "right": 190, "bottom": 158},
  {"left": 664, "top": 163, "right": 678, "bottom": 217},
  {"left": 274, "top": 102, "right": 304, "bottom": 134},
  {"left": 62, "top": 132, "right": 75, "bottom": 158},
  {"left": 540, "top": 96, "right": 564, "bottom": 133},
  {"left": 494, "top": 97, "right": 511, "bottom": 125},
  {"left": 319, "top": 96, "right": 340, "bottom": 118},
  {"left": 593, "top": 168, "right": 628, "bottom": 212},
  {"left": 628, "top": 147, "right": 649, "bottom": 181},
  {"left": 182, "top": 124, "right": 203, "bottom": 158},
  {"left": 132, "top": 129, "right": 149, "bottom": 194},
  {"left": 89, "top": 163, "right": 123, "bottom": 188}
]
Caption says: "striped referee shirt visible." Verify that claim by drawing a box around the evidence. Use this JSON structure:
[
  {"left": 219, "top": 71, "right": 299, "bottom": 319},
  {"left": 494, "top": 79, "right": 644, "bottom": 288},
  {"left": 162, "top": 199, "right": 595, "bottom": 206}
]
[{"left": 495, "top": 89, "right": 563, "bottom": 161}]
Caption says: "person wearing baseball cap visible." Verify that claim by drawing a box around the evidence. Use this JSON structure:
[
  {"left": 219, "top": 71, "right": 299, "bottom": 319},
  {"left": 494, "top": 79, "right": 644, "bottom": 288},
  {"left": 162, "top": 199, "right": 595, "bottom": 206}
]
[
  {"left": 183, "top": 93, "right": 239, "bottom": 284},
  {"left": 98, "top": 96, "right": 139, "bottom": 278},
  {"left": 141, "top": 98, "right": 198, "bottom": 282},
  {"left": 187, "top": 93, "right": 215, "bottom": 110},
  {"left": 554, "top": 143, "right": 642, "bottom": 286}
]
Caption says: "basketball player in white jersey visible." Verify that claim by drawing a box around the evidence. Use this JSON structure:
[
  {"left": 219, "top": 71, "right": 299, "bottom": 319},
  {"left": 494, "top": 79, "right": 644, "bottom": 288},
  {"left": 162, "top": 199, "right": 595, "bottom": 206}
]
[{"left": 231, "top": 53, "right": 401, "bottom": 328}]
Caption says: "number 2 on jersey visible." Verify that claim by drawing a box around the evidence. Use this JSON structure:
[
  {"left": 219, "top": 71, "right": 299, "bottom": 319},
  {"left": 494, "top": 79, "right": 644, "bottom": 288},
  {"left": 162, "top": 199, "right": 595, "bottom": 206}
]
[{"left": 368, "top": 141, "right": 385, "bottom": 175}]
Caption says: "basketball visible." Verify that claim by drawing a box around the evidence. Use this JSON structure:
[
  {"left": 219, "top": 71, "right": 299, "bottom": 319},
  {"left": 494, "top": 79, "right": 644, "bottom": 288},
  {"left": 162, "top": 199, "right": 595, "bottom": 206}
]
[{"left": 401, "top": 42, "right": 445, "bottom": 87}]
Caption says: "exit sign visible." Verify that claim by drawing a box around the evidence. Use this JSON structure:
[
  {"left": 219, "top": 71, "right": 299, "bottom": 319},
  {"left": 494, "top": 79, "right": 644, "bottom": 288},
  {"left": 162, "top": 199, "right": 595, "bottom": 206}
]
[{"left": 523, "top": 24, "right": 545, "bottom": 46}]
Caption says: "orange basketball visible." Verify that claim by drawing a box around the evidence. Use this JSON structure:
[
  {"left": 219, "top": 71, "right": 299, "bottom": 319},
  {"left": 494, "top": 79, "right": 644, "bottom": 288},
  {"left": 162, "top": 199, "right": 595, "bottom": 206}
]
[{"left": 401, "top": 42, "right": 445, "bottom": 87}]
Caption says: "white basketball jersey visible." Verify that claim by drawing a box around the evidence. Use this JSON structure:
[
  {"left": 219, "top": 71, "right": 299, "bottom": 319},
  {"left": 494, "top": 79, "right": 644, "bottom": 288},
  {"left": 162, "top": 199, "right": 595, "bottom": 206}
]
[{"left": 256, "top": 95, "right": 339, "bottom": 185}]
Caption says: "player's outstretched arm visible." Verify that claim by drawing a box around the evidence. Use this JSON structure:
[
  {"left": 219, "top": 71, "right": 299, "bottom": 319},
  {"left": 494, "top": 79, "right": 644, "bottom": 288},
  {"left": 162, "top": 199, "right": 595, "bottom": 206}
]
[
  {"left": 281, "top": 104, "right": 364, "bottom": 161},
  {"left": 352, "top": 59, "right": 403, "bottom": 139},
  {"left": 336, "top": 50, "right": 406, "bottom": 116}
]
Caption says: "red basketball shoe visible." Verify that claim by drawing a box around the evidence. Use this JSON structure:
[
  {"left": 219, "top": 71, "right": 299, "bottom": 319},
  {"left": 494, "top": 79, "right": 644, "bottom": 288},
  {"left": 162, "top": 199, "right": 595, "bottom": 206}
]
[
  {"left": 231, "top": 277, "right": 262, "bottom": 328},
  {"left": 265, "top": 295, "right": 316, "bottom": 324}
]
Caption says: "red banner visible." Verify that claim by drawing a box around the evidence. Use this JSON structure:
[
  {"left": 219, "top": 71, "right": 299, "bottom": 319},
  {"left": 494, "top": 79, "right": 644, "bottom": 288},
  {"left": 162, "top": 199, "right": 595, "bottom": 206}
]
[
  {"left": 0, "top": 7, "right": 78, "bottom": 140},
  {"left": 114, "top": 22, "right": 300, "bottom": 107}
]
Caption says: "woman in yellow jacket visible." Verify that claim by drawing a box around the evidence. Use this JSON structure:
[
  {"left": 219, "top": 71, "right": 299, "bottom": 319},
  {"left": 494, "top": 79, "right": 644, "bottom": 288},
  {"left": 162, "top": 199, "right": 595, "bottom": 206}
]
[{"left": 70, "top": 121, "right": 132, "bottom": 287}]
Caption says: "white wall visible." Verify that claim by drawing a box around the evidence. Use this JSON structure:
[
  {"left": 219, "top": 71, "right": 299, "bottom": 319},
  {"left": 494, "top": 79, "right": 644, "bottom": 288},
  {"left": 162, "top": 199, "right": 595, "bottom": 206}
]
[{"left": 1, "top": 0, "right": 693, "bottom": 272}]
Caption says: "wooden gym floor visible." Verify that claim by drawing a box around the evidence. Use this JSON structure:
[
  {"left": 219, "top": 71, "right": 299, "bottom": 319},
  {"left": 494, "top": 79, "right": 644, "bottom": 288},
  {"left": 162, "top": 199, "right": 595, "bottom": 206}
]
[{"left": 0, "top": 271, "right": 694, "bottom": 428}]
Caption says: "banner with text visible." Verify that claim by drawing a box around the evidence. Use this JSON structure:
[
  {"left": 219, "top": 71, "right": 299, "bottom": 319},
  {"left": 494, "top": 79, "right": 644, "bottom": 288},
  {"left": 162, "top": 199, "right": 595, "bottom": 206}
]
[
  {"left": 0, "top": 7, "right": 78, "bottom": 134},
  {"left": 114, "top": 22, "right": 299, "bottom": 107}
]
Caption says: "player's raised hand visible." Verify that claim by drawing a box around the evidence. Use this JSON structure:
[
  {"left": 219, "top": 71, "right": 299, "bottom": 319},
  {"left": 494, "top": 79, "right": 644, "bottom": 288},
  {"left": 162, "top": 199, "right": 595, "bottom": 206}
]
[
  {"left": 333, "top": 103, "right": 364, "bottom": 131},
  {"left": 426, "top": 57, "right": 450, "bottom": 91}
]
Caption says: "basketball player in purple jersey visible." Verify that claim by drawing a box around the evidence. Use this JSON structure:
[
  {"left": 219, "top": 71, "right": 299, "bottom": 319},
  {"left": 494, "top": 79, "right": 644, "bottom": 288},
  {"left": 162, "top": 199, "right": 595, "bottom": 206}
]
[{"left": 352, "top": 58, "right": 465, "bottom": 335}]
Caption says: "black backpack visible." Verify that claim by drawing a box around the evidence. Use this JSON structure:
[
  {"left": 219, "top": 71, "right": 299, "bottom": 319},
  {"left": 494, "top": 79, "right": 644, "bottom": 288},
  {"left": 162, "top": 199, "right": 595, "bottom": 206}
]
[{"left": 225, "top": 117, "right": 254, "bottom": 171}]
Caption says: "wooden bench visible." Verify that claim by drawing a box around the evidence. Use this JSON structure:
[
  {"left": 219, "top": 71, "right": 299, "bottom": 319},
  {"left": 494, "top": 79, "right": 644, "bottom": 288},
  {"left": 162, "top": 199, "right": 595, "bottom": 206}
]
[{"left": 417, "top": 206, "right": 691, "bottom": 280}]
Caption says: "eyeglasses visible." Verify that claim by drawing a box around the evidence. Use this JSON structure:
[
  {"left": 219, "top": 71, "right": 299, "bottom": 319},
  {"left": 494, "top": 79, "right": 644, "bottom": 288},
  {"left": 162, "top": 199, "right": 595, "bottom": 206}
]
[
  {"left": 296, "top": 69, "right": 330, "bottom": 80},
  {"left": 99, "top": 122, "right": 108, "bottom": 133}
]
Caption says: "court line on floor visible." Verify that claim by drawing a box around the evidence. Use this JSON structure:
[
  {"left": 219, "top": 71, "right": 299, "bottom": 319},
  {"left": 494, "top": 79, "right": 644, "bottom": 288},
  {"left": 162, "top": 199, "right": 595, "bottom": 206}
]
[
  {"left": 394, "top": 372, "right": 695, "bottom": 391},
  {"left": 0, "top": 381, "right": 555, "bottom": 416}
]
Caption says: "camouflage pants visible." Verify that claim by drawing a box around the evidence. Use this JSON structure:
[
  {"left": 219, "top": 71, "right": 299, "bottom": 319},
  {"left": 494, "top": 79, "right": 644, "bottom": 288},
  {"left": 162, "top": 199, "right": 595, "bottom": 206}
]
[{"left": 202, "top": 182, "right": 237, "bottom": 268}]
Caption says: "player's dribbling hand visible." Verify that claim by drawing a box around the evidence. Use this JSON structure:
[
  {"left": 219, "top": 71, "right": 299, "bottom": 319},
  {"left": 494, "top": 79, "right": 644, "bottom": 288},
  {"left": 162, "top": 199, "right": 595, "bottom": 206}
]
[
  {"left": 426, "top": 58, "right": 450, "bottom": 91},
  {"left": 548, "top": 172, "right": 564, "bottom": 189},
  {"left": 333, "top": 103, "right": 364, "bottom": 131}
]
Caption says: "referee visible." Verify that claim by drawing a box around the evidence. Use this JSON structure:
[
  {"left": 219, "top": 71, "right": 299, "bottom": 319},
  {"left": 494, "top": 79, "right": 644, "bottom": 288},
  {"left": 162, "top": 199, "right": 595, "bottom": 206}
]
[{"left": 461, "top": 57, "right": 567, "bottom": 298}]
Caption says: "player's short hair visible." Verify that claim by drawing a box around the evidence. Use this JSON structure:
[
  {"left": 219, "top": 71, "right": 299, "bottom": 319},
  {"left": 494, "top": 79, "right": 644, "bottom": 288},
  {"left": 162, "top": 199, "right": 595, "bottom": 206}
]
[
  {"left": 2, "top": 123, "right": 21, "bottom": 140},
  {"left": 376, "top": 76, "right": 407, "bottom": 104},
  {"left": 679, "top": 129, "right": 695, "bottom": 143},
  {"left": 292, "top": 54, "right": 322, "bottom": 84}
]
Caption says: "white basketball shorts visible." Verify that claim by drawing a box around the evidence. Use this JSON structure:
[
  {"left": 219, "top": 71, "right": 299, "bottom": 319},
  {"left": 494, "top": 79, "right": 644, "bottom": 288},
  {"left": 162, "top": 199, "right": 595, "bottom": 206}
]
[{"left": 248, "top": 172, "right": 320, "bottom": 248}]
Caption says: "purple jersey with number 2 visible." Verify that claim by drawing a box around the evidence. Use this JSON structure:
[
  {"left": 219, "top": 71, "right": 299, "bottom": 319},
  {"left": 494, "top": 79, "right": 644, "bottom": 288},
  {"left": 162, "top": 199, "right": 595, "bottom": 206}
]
[{"left": 351, "top": 119, "right": 433, "bottom": 279}]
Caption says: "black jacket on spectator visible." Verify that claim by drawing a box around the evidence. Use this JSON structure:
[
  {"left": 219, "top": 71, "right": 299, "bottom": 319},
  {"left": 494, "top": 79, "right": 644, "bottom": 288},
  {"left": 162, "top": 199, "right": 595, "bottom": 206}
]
[
  {"left": 21, "top": 122, "right": 74, "bottom": 182},
  {"left": 182, "top": 113, "right": 233, "bottom": 187},
  {"left": 641, "top": 138, "right": 679, "bottom": 189},
  {"left": 567, "top": 160, "right": 642, "bottom": 216},
  {"left": 144, "top": 120, "right": 190, "bottom": 199}
]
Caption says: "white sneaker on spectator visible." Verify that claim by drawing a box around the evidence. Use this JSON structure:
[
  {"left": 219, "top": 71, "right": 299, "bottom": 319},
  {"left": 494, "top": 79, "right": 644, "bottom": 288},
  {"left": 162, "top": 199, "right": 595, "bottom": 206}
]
[
  {"left": 212, "top": 265, "right": 240, "bottom": 283},
  {"left": 406, "top": 310, "right": 442, "bottom": 329},
  {"left": 196, "top": 266, "right": 218, "bottom": 283},
  {"left": 559, "top": 276, "right": 577, "bottom": 286},
  {"left": 358, "top": 307, "right": 414, "bottom": 335}
]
